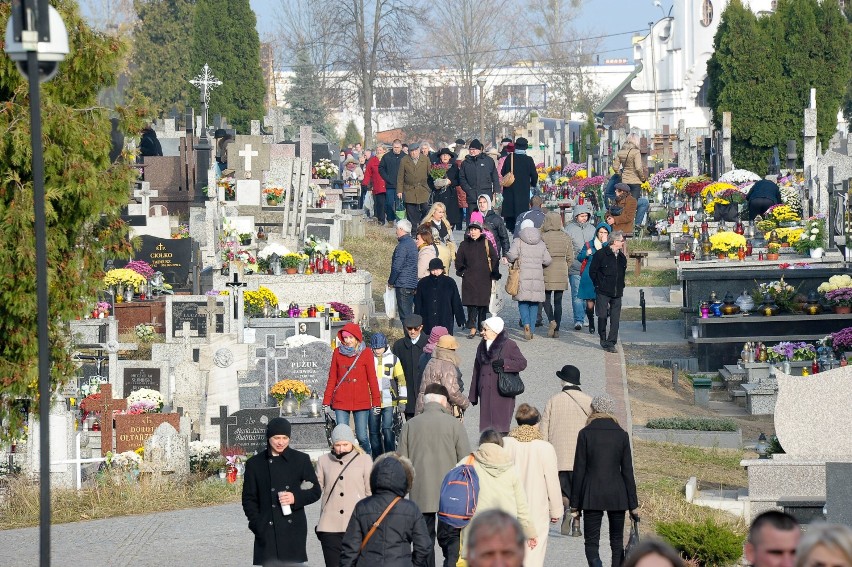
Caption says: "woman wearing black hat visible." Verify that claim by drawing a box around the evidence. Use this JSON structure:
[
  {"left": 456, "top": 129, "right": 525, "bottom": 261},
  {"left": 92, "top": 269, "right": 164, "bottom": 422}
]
[
  {"left": 242, "top": 417, "right": 322, "bottom": 565},
  {"left": 500, "top": 137, "right": 538, "bottom": 233},
  {"left": 455, "top": 221, "right": 501, "bottom": 339},
  {"left": 414, "top": 257, "right": 465, "bottom": 336},
  {"left": 427, "top": 148, "right": 462, "bottom": 228}
]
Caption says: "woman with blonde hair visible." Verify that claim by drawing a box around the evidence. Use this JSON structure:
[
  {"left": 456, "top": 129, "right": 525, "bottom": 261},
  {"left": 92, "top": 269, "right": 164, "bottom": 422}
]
[
  {"left": 421, "top": 201, "right": 456, "bottom": 265},
  {"left": 795, "top": 523, "right": 852, "bottom": 567}
]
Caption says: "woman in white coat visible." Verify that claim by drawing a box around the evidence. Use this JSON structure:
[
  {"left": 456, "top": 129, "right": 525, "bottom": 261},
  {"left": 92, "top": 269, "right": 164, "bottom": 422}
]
[{"left": 503, "top": 403, "right": 563, "bottom": 567}]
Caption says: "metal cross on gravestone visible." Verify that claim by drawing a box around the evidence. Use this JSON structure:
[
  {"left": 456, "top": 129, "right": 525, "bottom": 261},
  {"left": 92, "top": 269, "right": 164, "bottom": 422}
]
[
  {"left": 239, "top": 143, "right": 259, "bottom": 178},
  {"left": 210, "top": 405, "right": 235, "bottom": 448},
  {"left": 96, "top": 384, "right": 127, "bottom": 456},
  {"left": 255, "top": 334, "right": 289, "bottom": 406},
  {"left": 189, "top": 63, "right": 222, "bottom": 133},
  {"left": 225, "top": 272, "right": 248, "bottom": 320}
]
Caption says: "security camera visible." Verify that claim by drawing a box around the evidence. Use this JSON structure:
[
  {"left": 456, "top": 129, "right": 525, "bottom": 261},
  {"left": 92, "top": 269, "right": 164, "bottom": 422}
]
[{"left": 4, "top": 5, "right": 69, "bottom": 83}]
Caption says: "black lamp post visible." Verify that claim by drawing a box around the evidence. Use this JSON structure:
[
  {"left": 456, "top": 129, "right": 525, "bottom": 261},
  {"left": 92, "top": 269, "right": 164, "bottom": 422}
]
[{"left": 5, "top": 2, "right": 69, "bottom": 565}]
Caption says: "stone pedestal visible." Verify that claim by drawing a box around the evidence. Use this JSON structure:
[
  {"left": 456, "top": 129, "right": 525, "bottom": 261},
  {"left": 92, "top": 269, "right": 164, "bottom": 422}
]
[{"left": 286, "top": 416, "right": 329, "bottom": 451}]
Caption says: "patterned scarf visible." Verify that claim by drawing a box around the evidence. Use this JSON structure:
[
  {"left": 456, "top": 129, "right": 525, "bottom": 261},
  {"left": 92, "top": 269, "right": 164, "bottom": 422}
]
[
  {"left": 507, "top": 424, "right": 543, "bottom": 443},
  {"left": 338, "top": 342, "right": 364, "bottom": 358}
]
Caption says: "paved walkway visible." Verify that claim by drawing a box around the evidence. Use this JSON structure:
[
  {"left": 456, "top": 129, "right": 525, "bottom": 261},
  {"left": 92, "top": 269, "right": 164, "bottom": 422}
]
[{"left": 0, "top": 281, "right": 686, "bottom": 566}]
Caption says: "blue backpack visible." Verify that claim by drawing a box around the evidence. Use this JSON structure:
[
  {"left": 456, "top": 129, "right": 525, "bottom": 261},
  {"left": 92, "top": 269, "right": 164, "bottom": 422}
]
[{"left": 437, "top": 455, "right": 479, "bottom": 528}]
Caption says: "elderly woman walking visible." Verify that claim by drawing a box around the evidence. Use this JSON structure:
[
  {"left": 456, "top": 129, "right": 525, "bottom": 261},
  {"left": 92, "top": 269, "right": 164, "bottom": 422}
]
[
  {"left": 506, "top": 218, "right": 552, "bottom": 341},
  {"left": 455, "top": 219, "right": 501, "bottom": 339},
  {"left": 503, "top": 404, "right": 562, "bottom": 567},
  {"left": 416, "top": 334, "right": 469, "bottom": 417}
]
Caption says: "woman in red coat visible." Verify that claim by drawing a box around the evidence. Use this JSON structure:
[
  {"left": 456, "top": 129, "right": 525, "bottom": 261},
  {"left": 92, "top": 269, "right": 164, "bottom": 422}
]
[
  {"left": 323, "top": 322, "right": 381, "bottom": 455},
  {"left": 363, "top": 146, "right": 387, "bottom": 224}
]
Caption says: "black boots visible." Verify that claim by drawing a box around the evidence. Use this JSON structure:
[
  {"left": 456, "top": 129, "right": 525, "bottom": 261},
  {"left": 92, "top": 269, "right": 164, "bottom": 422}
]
[{"left": 586, "top": 308, "right": 595, "bottom": 334}]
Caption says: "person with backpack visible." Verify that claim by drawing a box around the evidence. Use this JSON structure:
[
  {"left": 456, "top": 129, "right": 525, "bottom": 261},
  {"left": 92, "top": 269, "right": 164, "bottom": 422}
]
[
  {"left": 398, "top": 383, "right": 472, "bottom": 567},
  {"left": 340, "top": 453, "right": 432, "bottom": 567},
  {"left": 369, "top": 333, "right": 407, "bottom": 458}
]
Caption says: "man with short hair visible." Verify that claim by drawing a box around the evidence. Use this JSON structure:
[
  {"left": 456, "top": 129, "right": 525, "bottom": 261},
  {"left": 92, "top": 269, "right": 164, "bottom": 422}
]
[
  {"left": 512, "top": 195, "right": 547, "bottom": 237},
  {"left": 379, "top": 139, "right": 405, "bottom": 226},
  {"left": 745, "top": 511, "right": 800, "bottom": 567},
  {"left": 389, "top": 219, "right": 418, "bottom": 326},
  {"left": 589, "top": 230, "right": 627, "bottom": 353},
  {"left": 398, "top": 382, "right": 472, "bottom": 567},
  {"left": 466, "top": 509, "right": 526, "bottom": 567},
  {"left": 398, "top": 142, "right": 431, "bottom": 227},
  {"left": 393, "top": 313, "right": 429, "bottom": 420}
]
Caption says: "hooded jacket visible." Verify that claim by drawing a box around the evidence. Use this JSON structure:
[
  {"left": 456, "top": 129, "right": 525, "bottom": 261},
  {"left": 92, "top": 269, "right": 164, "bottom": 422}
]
[
  {"left": 478, "top": 194, "right": 510, "bottom": 255},
  {"left": 540, "top": 212, "right": 573, "bottom": 291},
  {"left": 340, "top": 454, "right": 431, "bottom": 567},
  {"left": 506, "top": 226, "right": 552, "bottom": 303},
  {"left": 564, "top": 203, "right": 597, "bottom": 276},
  {"left": 323, "top": 323, "right": 381, "bottom": 410},
  {"left": 577, "top": 222, "right": 611, "bottom": 301}
]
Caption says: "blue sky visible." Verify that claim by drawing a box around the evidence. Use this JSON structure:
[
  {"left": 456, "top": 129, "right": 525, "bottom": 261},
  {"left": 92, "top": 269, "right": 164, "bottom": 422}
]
[{"left": 249, "top": 0, "right": 666, "bottom": 64}]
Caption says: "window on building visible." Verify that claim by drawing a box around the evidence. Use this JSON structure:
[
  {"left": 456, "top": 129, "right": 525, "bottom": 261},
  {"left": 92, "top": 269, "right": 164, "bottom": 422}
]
[
  {"left": 695, "top": 77, "right": 710, "bottom": 108},
  {"left": 426, "top": 86, "right": 460, "bottom": 109},
  {"left": 494, "top": 84, "right": 547, "bottom": 109},
  {"left": 374, "top": 87, "right": 409, "bottom": 109}
]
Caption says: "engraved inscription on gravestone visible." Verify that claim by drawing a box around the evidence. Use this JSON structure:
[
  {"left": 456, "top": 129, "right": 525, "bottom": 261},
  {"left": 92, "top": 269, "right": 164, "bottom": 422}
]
[
  {"left": 123, "top": 235, "right": 193, "bottom": 289},
  {"left": 226, "top": 408, "right": 280, "bottom": 455},
  {"left": 171, "top": 301, "right": 223, "bottom": 339},
  {"left": 285, "top": 341, "right": 332, "bottom": 394},
  {"left": 114, "top": 413, "right": 181, "bottom": 453},
  {"left": 123, "top": 368, "right": 161, "bottom": 396}
]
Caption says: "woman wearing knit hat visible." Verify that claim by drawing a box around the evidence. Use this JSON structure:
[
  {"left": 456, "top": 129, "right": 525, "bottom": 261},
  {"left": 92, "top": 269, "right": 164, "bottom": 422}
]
[
  {"left": 242, "top": 417, "right": 322, "bottom": 565},
  {"left": 570, "top": 395, "right": 639, "bottom": 567},
  {"left": 315, "top": 424, "right": 373, "bottom": 567},
  {"left": 417, "top": 325, "right": 448, "bottom": 376}
]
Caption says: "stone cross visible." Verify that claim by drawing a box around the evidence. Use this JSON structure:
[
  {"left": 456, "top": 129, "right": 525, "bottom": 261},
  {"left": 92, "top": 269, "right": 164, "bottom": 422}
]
[
  {"left": 189, "top": 63, "right": 222, "bottom": 131},
  {"left": 255, "top": 334, "right": 289, "bottom": 406},
  {"left": 176, "top": 321, "right": 197, "bottom": 357},
  {"left": 133, "top": 182, "right": 158, "bottom": 216},
  {"left": 263, "top": 108, "right": 292, "bottom": 143},
  {"left": 662, "top": 125, "right": 671, "bottom": 169},
  {"left": 239, "top": 143, "right": 259, "bottom": 178},
  {"left": 199, "top": 296, "right": 224, "bottom": 335},
  {"left": 96, "top": 384, "right": 127, "bottom": 456},
  {"left": 210, "top": 405, "right": 235, "bottom": 448}
]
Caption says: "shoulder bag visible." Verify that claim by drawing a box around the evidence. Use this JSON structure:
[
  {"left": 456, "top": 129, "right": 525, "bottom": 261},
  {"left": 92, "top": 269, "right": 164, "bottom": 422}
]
[
  {"left": 500, "top": 153, "right": 515, "bottom": 188},
  {"left": 495, "top": 346, "right": 524, "bottom": 398},
  {"left": 323, "top": 454, "right": 359, "bottom": 506},
  {"left": 360, "top": 496, "right": 402, "bottom": 552},
  {"left": 504, "top": 244, "right": 521, "bottom": 297},
  {"left": 579, "top": 242, "right": 592, "bottom": 275}
]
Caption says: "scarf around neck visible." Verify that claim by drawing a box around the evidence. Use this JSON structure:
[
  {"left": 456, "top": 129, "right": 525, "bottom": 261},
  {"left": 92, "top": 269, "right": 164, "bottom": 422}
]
[
  {"left": 338, "top": 342, "right": 364, "bottom": 358},
  {"left": 507, "top": 424, "right": 543, "bottom": 442}
]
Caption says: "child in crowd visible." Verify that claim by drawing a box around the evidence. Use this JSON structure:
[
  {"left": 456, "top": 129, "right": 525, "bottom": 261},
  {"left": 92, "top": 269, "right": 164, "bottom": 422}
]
[{"left": 369, "top": 333, "right": 407, "bottom": 458}]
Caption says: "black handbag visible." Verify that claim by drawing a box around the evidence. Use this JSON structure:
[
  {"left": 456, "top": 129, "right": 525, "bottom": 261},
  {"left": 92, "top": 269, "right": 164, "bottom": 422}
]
[
  {"left": 623, "top": 518, "right": 640, "bottom": 559},
  {"left": 494, "top": 345, "right": 524, "bottom": 397}
]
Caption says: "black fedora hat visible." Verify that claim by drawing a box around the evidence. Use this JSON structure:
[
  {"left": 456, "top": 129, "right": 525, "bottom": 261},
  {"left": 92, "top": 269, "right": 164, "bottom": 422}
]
[{"left": 556, "top": 365, "right": 581, "bottom": 385}]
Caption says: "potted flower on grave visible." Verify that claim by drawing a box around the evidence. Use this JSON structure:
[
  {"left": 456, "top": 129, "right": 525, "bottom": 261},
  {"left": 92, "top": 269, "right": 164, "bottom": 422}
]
[
  {"left": 281, "top": 253, "right": 304, "bottom": 274},
  {"left": 126, "top": 388, "right": 164, "bottom": 414},
  {"left": 819, "top": 275, "right": 852, "bottom": 314},
  {"left": 270, "top": 379, "right": 311, "bottom": 412},
  {"left": 103, "top": 268, "right": 148, "bottom": 303},
  {"left": 708, "top": 231, "right": 746, "bottom": 259},
  {"left": 793, "top": 216, "right": 827, "bottom": 259},
  {"left": 766, "top": 204, "right": 801, "bottom": 227},
  {"left": 239, "top": 232, "right": 253, "bottom": 246},
  {"left": 751, "top": 277, "right": 798, "bottom": 313},
  {"left": 106, "top": 449, "right": 143, "bottom": 481},
  {"left": 188, "top": 440, "right": 223, "bottom": 476},
  {"left": 243, "top": 286, "right": 279, "bottom": 317},
  {"left": 829, "top": 327, "right": 852, "bottom": 358},
  {"left": 171, "top": 224, "right": 190, "bottom": 239},
  {"left": 135, "top": 323, "right": 156, "bottom": 343},
  {"left": 313, "top": 158, "right": 338, "bottom": 180},
  {"left": 79, "top": 392, "right": 102, "bottom": 425},
  {"left": 766, "top": 241, "right": 781, "bottom": 261},
  {"left": 263, "top": 187, "right": 284, "bottom": 206}
]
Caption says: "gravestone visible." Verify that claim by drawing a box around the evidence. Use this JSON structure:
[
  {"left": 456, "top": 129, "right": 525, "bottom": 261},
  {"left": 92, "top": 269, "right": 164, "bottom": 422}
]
[
  {"left": 233, "top": 135, "right": 270, "bottom": 180},
  {"left": 166, "top": 295, "right": 224, "bottom": 343},
  {"left": 284, "top": 341, "right": 332, "bottom": 395},
  {"left": 236, "top": 179, "right": 262, "bottom": 206},
  {"left": 263, "top": 108, "right": 291, "bottom": 143},
  {"left": 123, "top": 367, "right": 161, "bottom": 396},
  {"left": 114, "top": 413, "right": 181, "bottom": 453},
  {"left": 210, "top": 405, "right": 235, "bottom": 448},
  {"left": 826, "top": 462, "right": 852, "bottom": 525},
  {"left": 225, "top": 408, "right": 280, "bottom": 455},
  {"left": 241, "top": 334, "right": 289, "bottom": 408},
  {"left": 141, "top": 422, "right": 189, "bottom": 482},
  {"left": 125, "top": 235, "right": 194, "bottom": 289}
]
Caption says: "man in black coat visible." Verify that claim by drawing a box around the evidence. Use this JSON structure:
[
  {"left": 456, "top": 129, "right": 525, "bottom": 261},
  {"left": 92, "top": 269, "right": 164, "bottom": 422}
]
[
  {"left": 380, "top": 139, "right": 405, "bottom": 227},
  {"left": 393, "top": 314, "right": 429, "bottom": 420},
  {"left": 242, "top": 417, "right": 322, "bottom": 565},
  {"left": 414, "top": 258, "right": 465, "bottom": 336},
  {"left": 139, "top": 125, "right": 163, "bottom": 157},
  {"left": 500, "top": 137, "right": 538, "bottom": 232},
  {"left": 589, "top": 231, "right": 627, "bottom": 353},
  {"left": 459, "top": 139, "right": 499, "bottom": 223}
]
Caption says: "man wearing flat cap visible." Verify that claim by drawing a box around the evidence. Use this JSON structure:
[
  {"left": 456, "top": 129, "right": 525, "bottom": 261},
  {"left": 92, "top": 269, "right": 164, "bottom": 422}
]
[
  {"left": 415, "top": 257, "right": 465, "bottom": 336},
  {"left": 540, "top": 365, "right": 592, "bottom": 536},
  {"left": 397, "top": 141, "right": 431, "bottom": 227},
  {"left": 460, "top": 139, "right": 500, "bottom": 225},
  {"left": 242, "top": 417, "right": 322, "bottom": 565},
  {"left": 393, "top": 314, "right": 429, "bottom": 420}
]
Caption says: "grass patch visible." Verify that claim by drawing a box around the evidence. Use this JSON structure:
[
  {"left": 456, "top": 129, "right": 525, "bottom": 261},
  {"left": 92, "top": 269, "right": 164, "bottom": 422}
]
[
  {"left": 645, "top": 417, "right": 738, "bottom": 432},
  {"left": 627, "top": 237, "right": 669, "bottom": 252},
  {"left": 625, "top": 268, "right": 678, "bottom": 288},
  {"left": 620, "top": 307, "right": 682, "bottom": 321},
  {"left": 0, "top": 474, "right": 243, "bottom": 530},
  {"left": 343, "top": 223, "right": 399, "bottom": 306}
]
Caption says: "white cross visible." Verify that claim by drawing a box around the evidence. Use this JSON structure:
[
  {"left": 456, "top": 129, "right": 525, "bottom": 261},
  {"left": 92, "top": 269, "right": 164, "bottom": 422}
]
[
  {"left": 189, "top": 63, "right": 222, "bottom": 130},
  {"left": 51, "top": 431, "right": 107, "bottom": 490},
  {"left": 239, "top": 143, "right": 259, "bottom": 174}
]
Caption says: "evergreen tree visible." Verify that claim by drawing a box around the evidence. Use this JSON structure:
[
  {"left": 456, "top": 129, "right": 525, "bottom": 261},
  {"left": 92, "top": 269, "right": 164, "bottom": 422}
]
[
  {"left": 190, "top": 0, "right": 265, "bottom": 133},
  {"left": 129, "top": 0, "right": 196, "bottom": 116},
  {"left": 282, "top": 46, "right": 334, "bottom": 139},
  {"left": 341, "top": 120, "right": 362, "bottom": 148},
  {"left": 579, "top": 112, "right": 599, "bottom": 163},
  {"left": 0, "top": 0, "right": 143, "bottom": 442},
  {"left": 813, "top": 0, "right": 852, "bottom": 140}
]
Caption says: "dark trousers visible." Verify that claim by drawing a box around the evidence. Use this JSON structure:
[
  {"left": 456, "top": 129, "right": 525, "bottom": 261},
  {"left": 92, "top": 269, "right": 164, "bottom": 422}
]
[
  {"left": 386, "top": 189, "right": 397, "bottom": 222},
  {"left": 595, "top": 293, "right": 622, "bottom": 346},
  {"left": 749, "top": 197, "right": 776, "bottom": 221},
  {"left": 423, "top": 513, "right": 438, "bottom": 567},
  {"left": 559, "top": 470, "right": 575, "bottom": 504},
  {"left": 406, "top": 202, "right": 429, "bottom": 228},
  {"left": 504, "top": 215, "right": 516, "bottom": 233},
  {"left": 543, "top": 290, "right": 564, "bottom": 329},
  {"left": 437, "top": 520, "right": 461, "bottom": 567},
  {"left": 583, "top": 510, "right": 626, "bottom": 567},
  {"left": 359, "top": 184, "right": 369, "bottom": 209},
  {"left": 316, "top": 531, "right": 344, "bottom": 567},
  {"left": 396, "top": 287, "right": 416, "bottom": 329},
  {"left": 374, "top": 192, "right": 387, "bottom": 224},
  {"left": 466, "top": 305, "right": 488, "bottom": 331}
]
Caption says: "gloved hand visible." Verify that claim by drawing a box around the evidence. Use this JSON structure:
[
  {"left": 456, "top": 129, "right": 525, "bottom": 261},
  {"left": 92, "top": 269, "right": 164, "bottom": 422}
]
[
  {"left": 322, "top": 405, "right": 331, "bottom": 415},
  {"left": 456, "top": 270, "right": 465, "bottom": 278},
  {"left": 491, "top": 273, "right": 502, "bottom": 281},
  {"left": 491, "top": 359, "right": 505, "bottom": 372},
  {"left": 372, "top": 407, "right": 381, "bottom": 416},
  {"left": 629, "top": 509, "right": 640, "bottom": 522}
]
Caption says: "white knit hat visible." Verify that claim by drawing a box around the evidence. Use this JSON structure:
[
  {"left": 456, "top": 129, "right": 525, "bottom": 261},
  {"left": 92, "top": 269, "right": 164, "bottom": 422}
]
[{"left": 482, "top": 316, "right": 504, "bottom": 335}]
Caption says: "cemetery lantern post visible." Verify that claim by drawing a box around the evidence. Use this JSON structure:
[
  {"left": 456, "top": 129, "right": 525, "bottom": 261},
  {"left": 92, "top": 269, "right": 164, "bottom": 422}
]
[{"left": 5, "top": 1, "right": 69, "bottom": 565}]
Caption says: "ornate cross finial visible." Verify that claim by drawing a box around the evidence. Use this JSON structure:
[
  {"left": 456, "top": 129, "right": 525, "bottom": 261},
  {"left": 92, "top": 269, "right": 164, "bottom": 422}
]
[{"left": 189, "top": 64, "right": 222, "bottom": 131}]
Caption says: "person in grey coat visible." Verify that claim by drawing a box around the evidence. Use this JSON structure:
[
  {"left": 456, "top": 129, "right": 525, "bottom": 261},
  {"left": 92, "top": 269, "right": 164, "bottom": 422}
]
[
  {"left": 506, "top": 219, "right": 552, "bottom": 341},
  {"left": 564, "top": 204, "right": 597, "bottom": 331}
]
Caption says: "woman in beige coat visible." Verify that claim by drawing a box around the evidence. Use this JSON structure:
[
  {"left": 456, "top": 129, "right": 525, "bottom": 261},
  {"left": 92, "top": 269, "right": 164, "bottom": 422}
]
[
  {"left": 503, "top": 404, "right": 563, "bottom": 567},
  {"left": 415, "top": 224, "right": 441, "bottom": 280},
  {"left": 316, "top": 424, "right": 373, "bottom": 567},
  {"left": 506, "top": 219, "right": 552, "bottom": 341},
  {"left": 540, "top": 212, "right": 574, "bottom": 338},
  {"left": 415, "top": 334, "right": 469, "bottom": 416},
  {"left": 460, "top": 429, "right": 537, "bottom": 561}
]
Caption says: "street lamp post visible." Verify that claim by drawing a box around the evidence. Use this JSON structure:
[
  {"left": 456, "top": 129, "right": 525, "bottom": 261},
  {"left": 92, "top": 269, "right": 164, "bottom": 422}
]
[
  {"left": 477, "top": 77, "right": 486, "bottom": 144},
  {"left": 649, "top": 20, "right": 658, "bottom": 133},
  {"left": 5, "top": 2, "right": 69, "bottom": 566}
]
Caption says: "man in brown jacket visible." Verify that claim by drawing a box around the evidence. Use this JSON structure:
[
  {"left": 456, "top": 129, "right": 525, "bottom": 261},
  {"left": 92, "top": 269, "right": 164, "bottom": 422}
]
[
  {"left": 539, "top": 364, "right": 592, "bottom": 536},
  {"left": 397, "top": 141, "right": 431, "bottom": 228}
]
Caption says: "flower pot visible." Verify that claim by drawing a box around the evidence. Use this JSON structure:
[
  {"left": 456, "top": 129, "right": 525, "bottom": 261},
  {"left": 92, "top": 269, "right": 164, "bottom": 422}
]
[
  {"left": 834, "top": 305, "right": 852, "bottom": 315},
  {"left": 781, "top": 242, "right": 790, "bottom": 248},
  {"left": 241, "top": 238, "right": 251, "bottom": 246},
  {"left": 810, "top": 247, "right": 824, "bottom": 259},
  {"left": 716, "top": 253, "right": 726, "bottom": 260},
  {"left": 766, "top": 253, "right": 780, "bottom": 261},
  {"left": 266, "top": 198, "right": 278, "bottom": 207},
  {"left": 285, "top": 267, "right": 298, "bottom": 274}
]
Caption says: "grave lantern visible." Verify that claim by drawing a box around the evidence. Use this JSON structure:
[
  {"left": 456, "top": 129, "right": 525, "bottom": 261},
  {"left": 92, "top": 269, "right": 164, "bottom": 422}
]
[
  {"left": 270, "top": 252, "right": 281, "bottom": 276},
  {"left": 756, "top": 432, "right": 769, "bottom": 459},
  {"left": 305, "top": 392, "right": 322, "bottom": 417},
  {"left": 281, "top": 390, "right": 297, "bottom": 416}
]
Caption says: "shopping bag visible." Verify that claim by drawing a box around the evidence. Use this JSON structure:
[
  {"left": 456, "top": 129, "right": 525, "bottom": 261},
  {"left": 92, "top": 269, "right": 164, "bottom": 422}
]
[
  {"left": 384, "top": 286, "right": 397, "bottom": 320},
  {"left": 363, "top": 190, "right": 374, "bottom": 216},
  {"left": 395, "top": 198, "right": 407, "bottom": 220},
  {"left": 488, "top": 280, "right": 504, "bottom": 315}
]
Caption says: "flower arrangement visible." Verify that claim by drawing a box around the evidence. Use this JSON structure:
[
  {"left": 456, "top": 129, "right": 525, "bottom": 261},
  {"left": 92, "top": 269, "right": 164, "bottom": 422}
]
[
  {"left": 313, "top": 158, "right": 338, "bottom": 180},
  {"left": 756, "top": 218, "right": 777, "bottom": 234},
  {"left": 106, "top": 450, "right": 142, "bottom": 472},
  {"left": 793, "top": 216, "right": 826, "bottom": 253},
  {"left": 719, "top": 169, "right": 761, "bottom": 185},
  {"left": 127, "top": 388, "right": 164, "bottom": 413},
  {"left": 258, "top": 243, "right": 291, "bottom": 260},
  {"left": 825, "top": 288, "right": 852, "bottom": 308},
  {"left": 103, "top": 268, "right": 148, "bottom": 292},
  {"left": 429, "top": 163, "right": 450, "bottom": 180},
  {"left": 649, "top": 167, "right": 690, "bottom": 190},
  {"left": 709, "top": 232, "right": 746, "bottom": 255},
  {"left": 189, "top": 440, "right": 223, "bottom": 474},
  {"left": 563, "top": 163, "right": 584, "bottom": 176},
  {"left": 780, "top": 185, "right": 802, "bottom": 214},
  {"left": 555, "top": 176, "right": 571, "bottom": 186},
  {"left": 270, "top": 379, "right": 311, "bottom": 405},
  {"left": 765, "top": 204, "right": 800, "bottom": 223},
  {"left": 171, "top": 224, "right": 190, "bottom": 239},
  {"left": 329, "top": 301, "right": 355, "bottom": 321},
  {"left": 684, "top": 180, "right": 711, "bottom": 197},
  {"left": 818, "top": 274, "right": 852, "bottom": 294},
  {"left": 830, "top": 327, "right": 852, "bottom": 352},
  {"left": 774, "top": 227, "right": 804, "bottom": 244},
  {"left": 135, "top": 323, "right": 156, "bottom": 343},
  {"left": 281, "top": 253, "right": 307, "bottom": 269},
  {"left": 767, "top": 341, "right": 817, "bottom": 362},
  {"left": 328, "top": 249, "right": 354, "bottom": 265},
  {"left": 263, "top": 187, "right": 285, "bottom": 204},
  {"left": 125, "top": 260, "right": 155, "bottom": 279},
  {"left": 223, "top": 249, "right": 257, "bottom": 272},
  {"left": 303, "top": 235, "right": 331, "bottom": 256},
  {"left": 753, "top": 277, "right": 798, "bottom": 311},
  {"left": 80, "top": 392, "right": 102, "bottom": 419},
  {"left": 715, "top": 188, "right": 746, "bottom": 204},
  {"left": 96, "top": 301, "right": 111, "bottom": 317},
  {"left": 244, "top": 286, "right": 278, "bottom": 312}
]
